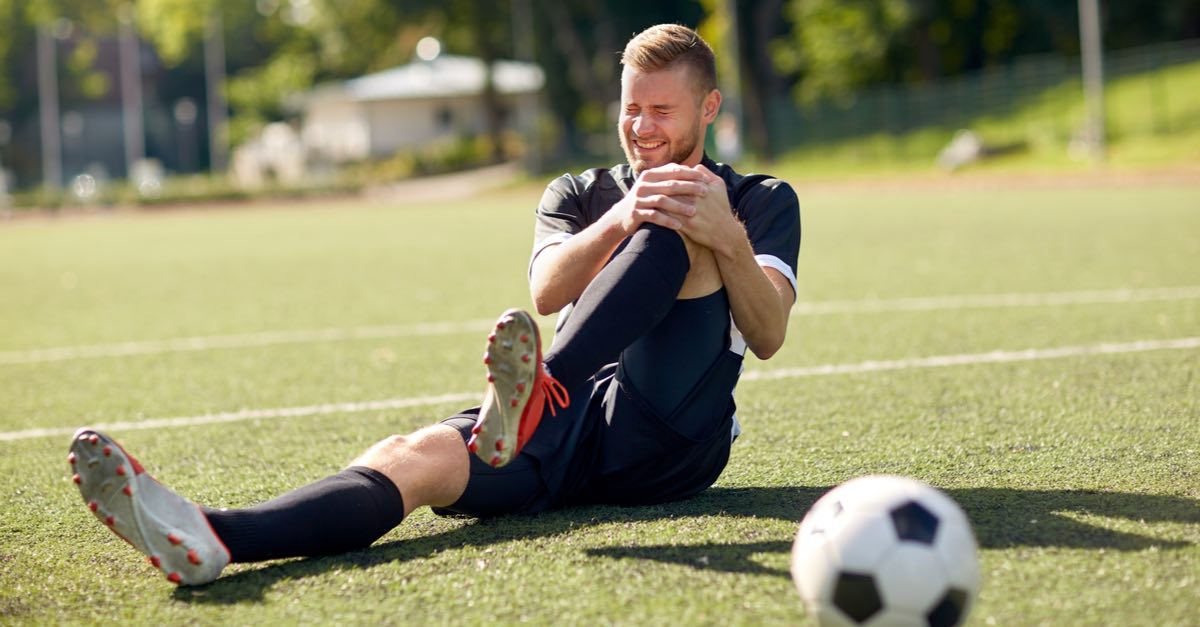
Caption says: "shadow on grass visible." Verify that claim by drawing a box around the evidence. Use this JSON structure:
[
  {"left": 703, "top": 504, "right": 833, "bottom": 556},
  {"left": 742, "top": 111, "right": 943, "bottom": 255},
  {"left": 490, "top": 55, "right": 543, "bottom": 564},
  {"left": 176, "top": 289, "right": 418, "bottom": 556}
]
[{"left": 172, "top": 486, "right": 1199, "bottom": 604}]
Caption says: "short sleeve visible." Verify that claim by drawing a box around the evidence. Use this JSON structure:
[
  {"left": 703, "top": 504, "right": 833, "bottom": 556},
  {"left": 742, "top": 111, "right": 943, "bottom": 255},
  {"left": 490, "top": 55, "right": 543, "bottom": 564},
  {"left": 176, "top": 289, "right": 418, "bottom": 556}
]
[
  {"left": 530, "top": 174, "right": 587, "bottom": 274},
  {"left": 739, "top": 179, "right": 800, "bottom": 298}
]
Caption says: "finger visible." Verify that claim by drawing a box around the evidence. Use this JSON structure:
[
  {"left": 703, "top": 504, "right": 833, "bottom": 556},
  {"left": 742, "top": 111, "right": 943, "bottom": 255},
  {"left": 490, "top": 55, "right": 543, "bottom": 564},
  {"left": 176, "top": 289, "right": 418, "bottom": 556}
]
[
  {"left": 638, "top": 194, "right": 696, "bottom": 217},
  {"left": 636, "top": 180, "right": 708, "bottom": 198},
  {"left": 635, "top": 208, "right": 682, "bottom": 230},
  {"left": 638, "top": 166, "right": 706, "bottom": 183},
  {"left": 693, "top": 164, "right": 721, "bottom": 182}
]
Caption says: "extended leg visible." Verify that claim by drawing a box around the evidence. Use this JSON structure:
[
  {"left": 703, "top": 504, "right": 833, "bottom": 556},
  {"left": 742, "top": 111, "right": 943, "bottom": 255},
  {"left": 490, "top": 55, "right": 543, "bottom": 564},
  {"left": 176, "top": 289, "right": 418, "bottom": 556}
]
[{"left": 69, "top": 424, "right": 469, "bottom": 585}]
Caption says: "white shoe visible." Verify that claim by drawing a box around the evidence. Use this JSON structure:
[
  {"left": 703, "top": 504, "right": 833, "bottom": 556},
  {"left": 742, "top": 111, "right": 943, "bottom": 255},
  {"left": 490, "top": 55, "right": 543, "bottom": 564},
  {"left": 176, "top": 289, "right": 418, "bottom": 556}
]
[
  {"left": 69, "top": 429, "right": 231, "bottom": 585},
  {"left": 468, "top": 309, "right": 569, "bottom": 467}
]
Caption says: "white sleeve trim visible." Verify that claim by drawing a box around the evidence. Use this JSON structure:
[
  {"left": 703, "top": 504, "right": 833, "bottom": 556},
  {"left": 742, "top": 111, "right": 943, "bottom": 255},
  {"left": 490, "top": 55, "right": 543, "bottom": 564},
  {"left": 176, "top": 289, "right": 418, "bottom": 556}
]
[
  {"left": 755, "top": 254, "right": 798, "bottom": 302},
  {"left": 528, "top": 233, "right": 573, "bottom": 278}
]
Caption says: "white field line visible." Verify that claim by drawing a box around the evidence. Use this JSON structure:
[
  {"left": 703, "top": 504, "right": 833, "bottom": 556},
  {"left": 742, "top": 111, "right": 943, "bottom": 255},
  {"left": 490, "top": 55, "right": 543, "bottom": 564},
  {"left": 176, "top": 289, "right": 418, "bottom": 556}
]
[
  {"left": 0, "top": 392, "right": 481, "bottom": 443},
  {"left": 2, "top": 336, "right": 1197, "bottom": 443},
  {"left": 3, "top": 286, "right": 1199, "bottom": 366},
  {"left": 740, "top": 336, "right": 1200, "bottom": 381}
]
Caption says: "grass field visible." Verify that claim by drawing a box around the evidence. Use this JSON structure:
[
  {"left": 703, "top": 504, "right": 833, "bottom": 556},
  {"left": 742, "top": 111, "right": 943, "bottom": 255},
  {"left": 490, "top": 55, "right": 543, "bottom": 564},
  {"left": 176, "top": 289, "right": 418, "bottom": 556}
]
[{"left": 1, "top": 176, "right": 1198, "bottom": 625}]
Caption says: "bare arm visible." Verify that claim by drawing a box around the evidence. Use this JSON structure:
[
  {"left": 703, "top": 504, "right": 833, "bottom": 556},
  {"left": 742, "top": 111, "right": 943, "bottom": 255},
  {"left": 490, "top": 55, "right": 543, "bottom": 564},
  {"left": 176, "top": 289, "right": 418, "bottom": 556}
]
[
  {"left": 679, "top": 166, "right": 794, "bottom": 359},
  {"left": 712, "top": 232, "right": 794, "bottom": 359},
  {"left": 529, "top": 165, "right": 709, "bottom": 315}
]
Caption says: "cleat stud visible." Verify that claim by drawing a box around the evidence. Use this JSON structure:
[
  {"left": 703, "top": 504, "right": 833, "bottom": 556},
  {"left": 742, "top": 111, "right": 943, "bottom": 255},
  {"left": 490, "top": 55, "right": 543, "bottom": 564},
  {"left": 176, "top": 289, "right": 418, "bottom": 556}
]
[
  {"left": 486, "top": 373, "right": 495, "bottom": 383},
  {"left": 105, "top": 515, "right": 115, "bottom": 526},
  {"left": 467, "top": 437, "right": 479, "bottom": 454},
  {"left": 149, "top": 556, "right": 162, "bottom": 569},
  {"left": 490, "top": 455, "right": 502, "bottom": 467},
  {"left": 483, "top": 354, "right": 492, "bottom": 365},
  {"left": 167, "top": 572, "right": 182, "bottom": 584},
  {"left": 187, "top": 549, "right": 201, "bottom": 565},
  {"left": 67, "top": 452, "right": 77, "bottom": 465},
  {"left": 88, "top": 435, "right": 99, "bottom": 446},
  {"left": 510, "top": 398, "right": 519, "bottom": 408},
  {"left": 88, "top": 501, "right": 98, "bottom": 512},
  {"left": 521, "top": 354, "right": 531, "bottom": 363},
  {"left": 72, "top": 474, "right": 82, "bottom": 485},
  {"left": 102, "top": 446, "right": 112, "bottom": 457},
  {"left": 471, "top": 424, "right": 482, "bottom": 435},
  {"left": 488, "top": 333, "right": 496, "bottom": 343},
  {"left": 167, "top": 533, "right": 182, "bottom": 545},
  {"left": 495, "top": 439, "right": 505, "bottom": 452},
  {"left": 519, "top": 334, "right": 529, "bottom": 343},
  {"left": 115, "top": 466, "right": 126, "bottom": 477},
  {"left": 516, "top": 383, "right": 526, "bottom": 393},
  {"left": 496, "top": 321, "right": 506, "bottom": 329},
  {"left": 123, "top": 485, "right": 133, "bottom": 496}
]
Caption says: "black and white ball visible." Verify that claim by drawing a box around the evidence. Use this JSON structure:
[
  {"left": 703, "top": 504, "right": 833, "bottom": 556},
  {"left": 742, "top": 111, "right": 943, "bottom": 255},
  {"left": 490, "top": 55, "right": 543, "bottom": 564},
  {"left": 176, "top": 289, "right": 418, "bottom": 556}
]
[{"left": 790, "top": 475, "right": 981, "bottom": 627}]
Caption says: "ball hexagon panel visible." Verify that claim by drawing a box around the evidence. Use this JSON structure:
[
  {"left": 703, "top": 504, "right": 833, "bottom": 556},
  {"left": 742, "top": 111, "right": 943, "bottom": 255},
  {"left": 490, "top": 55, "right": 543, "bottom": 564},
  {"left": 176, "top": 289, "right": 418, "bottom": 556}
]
[
  {"left": 933, "top": 515, "right": 981, "bottom": 593},
  {"left": 863, "top": 608, "right": 928, "bottom": 627},
  {"left": 792, "top": 530, "right": 840, "bottom": 604},
  {"left": 835, "top": 476, "right": 923, "bottom": 515},
  {"left": 826, "top": 511, "right": 899, "bottom": 573},
  {"left": 874, "top": 544, "right": 950, "bottom": 617}
]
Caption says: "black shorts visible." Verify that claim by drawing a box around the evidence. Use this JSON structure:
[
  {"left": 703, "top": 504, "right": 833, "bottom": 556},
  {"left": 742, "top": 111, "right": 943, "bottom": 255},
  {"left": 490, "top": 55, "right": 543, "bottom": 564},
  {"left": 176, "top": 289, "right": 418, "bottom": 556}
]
[{"left": 434, "top": 290, "right": 741, "bottom": 518}]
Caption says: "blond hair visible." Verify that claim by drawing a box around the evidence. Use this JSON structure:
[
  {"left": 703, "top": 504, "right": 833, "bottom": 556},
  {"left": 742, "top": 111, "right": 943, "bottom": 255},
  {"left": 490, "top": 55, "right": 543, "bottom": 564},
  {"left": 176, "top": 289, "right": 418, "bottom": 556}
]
[{"left": 620, "top": 24, "right": 717, "bottom": 98}]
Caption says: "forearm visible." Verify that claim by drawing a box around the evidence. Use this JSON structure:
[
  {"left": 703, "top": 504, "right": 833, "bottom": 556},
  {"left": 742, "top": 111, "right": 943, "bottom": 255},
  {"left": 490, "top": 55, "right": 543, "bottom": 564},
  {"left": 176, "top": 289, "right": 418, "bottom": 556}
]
[
  {"left": 529, "top": 214, "right": 629, "bottom": 315},
  {"left": 714, "top": 234, "right": 792, "bottom": 360}
]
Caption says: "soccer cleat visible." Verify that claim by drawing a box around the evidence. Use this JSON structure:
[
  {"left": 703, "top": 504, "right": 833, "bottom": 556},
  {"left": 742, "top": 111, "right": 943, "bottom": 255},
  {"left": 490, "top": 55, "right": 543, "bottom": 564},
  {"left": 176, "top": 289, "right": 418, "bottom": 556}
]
[
  {"left": 68, "top": 429, "right": 230, "bottom": 586},
  {"left": 469, "top": 309, "right": 569, "bottom": 467}
]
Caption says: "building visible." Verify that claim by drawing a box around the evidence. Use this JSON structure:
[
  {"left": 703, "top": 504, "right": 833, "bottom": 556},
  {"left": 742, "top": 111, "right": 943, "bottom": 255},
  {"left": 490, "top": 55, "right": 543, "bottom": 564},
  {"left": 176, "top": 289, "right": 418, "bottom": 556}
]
[{"left": 295, "top": 54, "right": 544, "bottom": 163}]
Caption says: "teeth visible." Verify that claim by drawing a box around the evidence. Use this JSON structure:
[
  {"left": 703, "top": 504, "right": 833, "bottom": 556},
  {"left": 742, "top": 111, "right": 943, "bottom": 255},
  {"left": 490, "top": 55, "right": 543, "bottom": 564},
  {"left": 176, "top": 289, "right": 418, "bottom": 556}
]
[{"left": 635, "top": 140, "right": 664, "bottom": 149}]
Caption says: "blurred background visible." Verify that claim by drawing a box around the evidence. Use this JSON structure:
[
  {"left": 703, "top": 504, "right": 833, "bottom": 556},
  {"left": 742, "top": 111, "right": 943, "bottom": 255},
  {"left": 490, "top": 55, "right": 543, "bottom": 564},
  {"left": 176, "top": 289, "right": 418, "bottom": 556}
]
[{"left": 0, "top": 0, "right": 1197, "bottom": 209}]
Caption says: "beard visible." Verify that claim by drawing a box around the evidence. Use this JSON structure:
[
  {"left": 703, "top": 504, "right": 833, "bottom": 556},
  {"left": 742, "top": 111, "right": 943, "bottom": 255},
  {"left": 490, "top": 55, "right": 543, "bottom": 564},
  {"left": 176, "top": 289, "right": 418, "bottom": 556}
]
[{"left": 620, "top": 119, "right": 703, "bottom": 177}]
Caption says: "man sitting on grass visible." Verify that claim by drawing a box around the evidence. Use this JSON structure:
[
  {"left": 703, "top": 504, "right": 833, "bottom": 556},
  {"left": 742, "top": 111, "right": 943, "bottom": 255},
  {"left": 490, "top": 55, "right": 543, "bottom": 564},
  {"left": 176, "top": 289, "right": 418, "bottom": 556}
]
[{"left": 68, "top": 23, "right": 800, "bottom": 585}]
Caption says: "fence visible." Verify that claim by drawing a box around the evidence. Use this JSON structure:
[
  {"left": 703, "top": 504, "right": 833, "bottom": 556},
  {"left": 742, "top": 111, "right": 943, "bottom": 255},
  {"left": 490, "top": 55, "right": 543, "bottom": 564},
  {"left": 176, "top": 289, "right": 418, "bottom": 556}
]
[{"left": 766, "top": 38, "right": 1200, "bottom": 155}]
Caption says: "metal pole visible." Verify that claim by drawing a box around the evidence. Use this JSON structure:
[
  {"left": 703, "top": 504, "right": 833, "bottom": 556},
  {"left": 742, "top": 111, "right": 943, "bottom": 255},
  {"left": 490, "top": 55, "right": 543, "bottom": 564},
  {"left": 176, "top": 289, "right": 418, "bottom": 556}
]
[
  {"left": 1078, "top": 0, "right": 1105, "bottom": 162},
  {"left": 204, "top": 10, "right": 229, "bottom": 173},
  {"left": 37, "top": 24, "right": 63, "bottom": 191},
  {"left": 511, "top": 0, "right": 540, "bottom": 171},
  {"left": 118, "top": 4, "right": 146, "bottom": 178},
  {"left": 717, "top": 0, "right": 743, "bottom": 163}
]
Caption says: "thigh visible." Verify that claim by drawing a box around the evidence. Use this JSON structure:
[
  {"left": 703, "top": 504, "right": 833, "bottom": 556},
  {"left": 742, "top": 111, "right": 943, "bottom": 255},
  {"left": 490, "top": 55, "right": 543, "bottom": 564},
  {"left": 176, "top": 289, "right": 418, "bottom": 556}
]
[
  {"left": 432, "top": 413, "right": 554, "bottom": 518},
  {"left": 618, "top": 287, "right": 735, "bottom": 426}
]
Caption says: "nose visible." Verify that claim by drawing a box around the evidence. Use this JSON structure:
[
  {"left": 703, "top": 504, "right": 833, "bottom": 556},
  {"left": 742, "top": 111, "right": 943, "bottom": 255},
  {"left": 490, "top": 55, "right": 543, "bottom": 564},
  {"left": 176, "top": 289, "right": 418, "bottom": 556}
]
[{"left": 631, "top": 114, "right": 655, "bottom": 137}]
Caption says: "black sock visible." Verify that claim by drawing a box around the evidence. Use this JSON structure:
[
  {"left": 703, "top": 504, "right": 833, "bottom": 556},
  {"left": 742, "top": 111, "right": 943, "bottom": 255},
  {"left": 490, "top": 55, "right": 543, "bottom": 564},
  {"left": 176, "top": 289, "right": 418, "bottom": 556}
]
[
  {"left": 203, "top": 466, "right": 405, "bottom": 563},
  {"left": 545, "top": 223, "right": 690, "bottom": 388}
]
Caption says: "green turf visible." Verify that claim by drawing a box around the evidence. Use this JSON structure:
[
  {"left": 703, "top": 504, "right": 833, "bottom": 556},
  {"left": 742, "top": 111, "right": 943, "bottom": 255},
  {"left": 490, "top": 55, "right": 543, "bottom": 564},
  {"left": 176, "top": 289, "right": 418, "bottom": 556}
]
[{"left": 0, "top": 180, "right": 1197, "bottom": 625}]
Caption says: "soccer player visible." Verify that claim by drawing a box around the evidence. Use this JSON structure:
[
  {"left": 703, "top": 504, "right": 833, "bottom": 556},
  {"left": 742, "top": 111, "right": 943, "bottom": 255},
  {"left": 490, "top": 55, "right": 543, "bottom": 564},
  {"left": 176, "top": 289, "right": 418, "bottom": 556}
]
[{"left": 68, "top": 23, "right": 800, "bottom": 585}]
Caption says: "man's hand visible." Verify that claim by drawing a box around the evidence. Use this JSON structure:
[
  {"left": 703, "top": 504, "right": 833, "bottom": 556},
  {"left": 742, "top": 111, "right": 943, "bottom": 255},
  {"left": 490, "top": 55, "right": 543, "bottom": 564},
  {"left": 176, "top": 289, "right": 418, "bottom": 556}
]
[
  {"left": 601, "top": 164, "right": 710, "bottom": 237},
  {"left": 678, "top": 165, "right": 743, "bottom": 258}
]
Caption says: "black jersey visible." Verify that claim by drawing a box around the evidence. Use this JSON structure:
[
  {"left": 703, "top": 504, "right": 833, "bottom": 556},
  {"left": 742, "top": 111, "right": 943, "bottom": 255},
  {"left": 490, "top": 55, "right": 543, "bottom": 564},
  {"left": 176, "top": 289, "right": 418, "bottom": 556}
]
[{"left": 530, "top": 154, "right": 801, "bottom": 304}]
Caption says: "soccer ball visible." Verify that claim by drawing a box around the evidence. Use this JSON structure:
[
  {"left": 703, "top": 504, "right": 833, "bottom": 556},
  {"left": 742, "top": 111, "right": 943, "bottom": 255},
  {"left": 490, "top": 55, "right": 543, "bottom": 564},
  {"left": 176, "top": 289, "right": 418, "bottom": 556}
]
[{"left": 790, "top": 476, "right": 981, "bottom": 627}]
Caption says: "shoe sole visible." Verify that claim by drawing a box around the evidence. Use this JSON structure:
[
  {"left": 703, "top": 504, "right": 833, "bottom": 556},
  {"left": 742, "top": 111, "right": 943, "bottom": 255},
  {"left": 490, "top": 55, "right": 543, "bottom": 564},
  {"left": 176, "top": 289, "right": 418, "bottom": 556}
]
[
  {"left": 69, "top": 429, "right": 229, "bottom": 585},
  {"left": 470, "top": 309, "right": 540, "bottom": 467}
]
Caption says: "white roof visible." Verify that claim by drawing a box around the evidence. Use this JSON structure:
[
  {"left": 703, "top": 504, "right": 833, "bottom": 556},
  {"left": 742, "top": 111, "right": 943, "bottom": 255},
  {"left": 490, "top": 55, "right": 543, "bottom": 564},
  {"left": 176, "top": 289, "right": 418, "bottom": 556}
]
[{"left": 305, "top": 54, "right": 545, "bottom": 105}]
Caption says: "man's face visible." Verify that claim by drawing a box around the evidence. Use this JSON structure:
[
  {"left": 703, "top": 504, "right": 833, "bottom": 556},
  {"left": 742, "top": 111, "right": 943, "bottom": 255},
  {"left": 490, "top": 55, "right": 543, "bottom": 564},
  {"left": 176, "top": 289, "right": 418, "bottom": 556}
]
[{"left": 618, "top": 64, "right": 717, "bottom": 176}]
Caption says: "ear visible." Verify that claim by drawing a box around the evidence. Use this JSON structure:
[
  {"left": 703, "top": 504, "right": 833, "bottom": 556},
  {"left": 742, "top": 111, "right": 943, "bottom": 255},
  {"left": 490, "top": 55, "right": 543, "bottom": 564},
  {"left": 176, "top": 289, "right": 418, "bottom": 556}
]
[{"left": 701, "top": 89, "right": 722, "bottom": 125}]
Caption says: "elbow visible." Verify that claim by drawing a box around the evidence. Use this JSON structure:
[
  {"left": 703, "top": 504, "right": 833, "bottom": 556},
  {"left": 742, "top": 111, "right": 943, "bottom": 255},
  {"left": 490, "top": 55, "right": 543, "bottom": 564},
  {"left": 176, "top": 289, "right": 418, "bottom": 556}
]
[
  {"left": 748, "top": 329, "right": 787, "bottom": 361},
  {"left": 751, "top": 343, "right": 780, "bottom": 361},
  {"left": 530, "top": 283, "right": 562, "bottom": 316},
  {"left": 533, "top": 297, "right": 558, "bottom": 317}
]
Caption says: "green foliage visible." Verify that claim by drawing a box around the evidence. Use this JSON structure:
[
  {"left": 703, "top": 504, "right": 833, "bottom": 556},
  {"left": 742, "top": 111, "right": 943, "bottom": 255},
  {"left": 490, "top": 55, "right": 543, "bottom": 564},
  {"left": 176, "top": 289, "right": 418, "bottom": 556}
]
[{"left": 774, "top": 0, "right": 913, "bottom": 103}]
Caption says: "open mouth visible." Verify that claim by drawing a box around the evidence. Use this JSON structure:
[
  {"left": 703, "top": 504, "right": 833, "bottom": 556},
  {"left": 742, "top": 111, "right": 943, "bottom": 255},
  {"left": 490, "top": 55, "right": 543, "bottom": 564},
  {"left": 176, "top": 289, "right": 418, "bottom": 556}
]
[{"left": 633, "top": 139, "right": 666, "bottom": 152}]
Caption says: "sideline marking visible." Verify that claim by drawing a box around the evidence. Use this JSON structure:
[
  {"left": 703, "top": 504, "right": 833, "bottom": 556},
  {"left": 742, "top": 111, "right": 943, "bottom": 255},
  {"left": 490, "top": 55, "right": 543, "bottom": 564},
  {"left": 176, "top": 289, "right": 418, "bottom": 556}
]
[
  {"left": 3, "top": 286, "right": 1198, "bottom": 366},
  {"left": 3, "top": 336, "right": 1196, "bottom": 443}
]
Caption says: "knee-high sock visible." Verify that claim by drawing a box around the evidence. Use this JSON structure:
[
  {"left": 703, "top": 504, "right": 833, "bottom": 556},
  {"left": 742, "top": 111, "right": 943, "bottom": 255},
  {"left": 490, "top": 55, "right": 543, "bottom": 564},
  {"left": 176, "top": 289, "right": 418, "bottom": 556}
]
[
  {"left": 544, "top": 223, "right": 690, "bottom": 388},
  {"left": 203, "top": 466, "right": 405, "bottom": 563}
]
